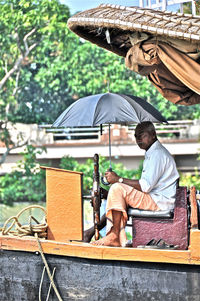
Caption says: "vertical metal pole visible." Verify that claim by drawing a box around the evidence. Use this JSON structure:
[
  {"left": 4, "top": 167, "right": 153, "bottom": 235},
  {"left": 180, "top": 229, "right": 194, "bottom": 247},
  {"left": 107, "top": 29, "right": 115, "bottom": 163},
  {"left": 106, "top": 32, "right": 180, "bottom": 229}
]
[
  {"left": 148, "top": 0, "right": 151, "bottom": 8},
  {"left": 192, "top": 0, "right": 196, "bottom": 15},
  {"left": 180, "top": 3, "right": 183, "bottom": 13},
  {"left": 139, "top": 0, "right": 144, "bottom": 7},
  {"left": 108, "top": 124, "right": 112, "bottom": 170},
  {"left": 162, "top": 0, "right": 167, "bottom": 10}
]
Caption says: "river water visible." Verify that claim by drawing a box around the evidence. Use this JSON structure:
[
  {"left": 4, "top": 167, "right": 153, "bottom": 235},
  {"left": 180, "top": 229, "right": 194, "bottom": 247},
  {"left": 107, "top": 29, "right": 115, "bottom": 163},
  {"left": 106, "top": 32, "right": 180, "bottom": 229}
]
[{"left": 0, "top": 200, "right": 131, "bottom": 239}]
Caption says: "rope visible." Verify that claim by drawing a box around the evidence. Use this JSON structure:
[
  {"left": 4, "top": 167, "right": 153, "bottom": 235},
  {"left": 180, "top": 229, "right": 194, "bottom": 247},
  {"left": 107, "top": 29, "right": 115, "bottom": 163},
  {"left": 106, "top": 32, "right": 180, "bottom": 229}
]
[
  {"left": 39, "top": 265, "right": 56, "bottom": 301},
  {"left": 1, "top": 205, "right": 47, "bottom": 237},
  {"left": 35, "top": 233, "right": 63, "bottom": 301},
  {"left": 1, "top": 205, "right": 63, "bottom": 301},
  {"left": 46, "top": 267, "right": 56, "bottom": 301},
  {"left": 39, "top": 267, "right": 46, "bottom": 301}
]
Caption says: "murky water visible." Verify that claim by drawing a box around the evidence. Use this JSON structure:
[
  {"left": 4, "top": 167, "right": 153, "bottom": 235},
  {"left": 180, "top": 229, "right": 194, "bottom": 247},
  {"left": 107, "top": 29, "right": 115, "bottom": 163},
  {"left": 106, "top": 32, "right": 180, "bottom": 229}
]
[
  {"left": 0, "top": 200, "right": 131, "bottom": 239},
  {"left": 0, "top": 201, "right": 94, "bottom": 230}
]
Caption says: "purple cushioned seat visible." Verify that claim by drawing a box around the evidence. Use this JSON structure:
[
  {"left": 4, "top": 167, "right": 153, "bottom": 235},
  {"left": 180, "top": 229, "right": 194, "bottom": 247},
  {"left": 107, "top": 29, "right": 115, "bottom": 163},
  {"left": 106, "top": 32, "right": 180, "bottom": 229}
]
[{"left": 129, "top": 186, "right": 188, "bottom": 250}]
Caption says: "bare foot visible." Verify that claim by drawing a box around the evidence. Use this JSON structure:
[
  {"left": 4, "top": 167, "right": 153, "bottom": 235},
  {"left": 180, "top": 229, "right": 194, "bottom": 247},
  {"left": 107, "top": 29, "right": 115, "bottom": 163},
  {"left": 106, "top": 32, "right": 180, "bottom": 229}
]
[{"left": 91, "top": 232, "right": 120, "bottom": 247}]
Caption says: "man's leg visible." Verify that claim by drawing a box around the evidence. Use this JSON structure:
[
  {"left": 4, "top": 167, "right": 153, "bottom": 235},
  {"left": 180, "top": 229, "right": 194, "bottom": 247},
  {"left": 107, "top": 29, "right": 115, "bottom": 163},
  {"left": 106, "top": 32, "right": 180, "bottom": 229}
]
[
  {"left": 84, "top": 188, "right": 108, "bottom": 242},
  {"left": 91, "top": 183, "right": 130, "bottom": 246},
  {"left": 84, "top": 213, "right": 106, "bottom": 242},
  {"left": 91, "top": 183, "right": 160, "bottom": 247},
  {"left": 91, "top": 210, "right": 122, "bottom": 247}
]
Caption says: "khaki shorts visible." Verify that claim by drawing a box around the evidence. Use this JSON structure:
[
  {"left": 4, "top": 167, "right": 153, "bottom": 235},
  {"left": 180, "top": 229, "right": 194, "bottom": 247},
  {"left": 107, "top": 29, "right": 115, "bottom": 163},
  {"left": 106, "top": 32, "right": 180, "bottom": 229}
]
[{"left": 106, "top": 183, "right": 160, "bottom": 245}]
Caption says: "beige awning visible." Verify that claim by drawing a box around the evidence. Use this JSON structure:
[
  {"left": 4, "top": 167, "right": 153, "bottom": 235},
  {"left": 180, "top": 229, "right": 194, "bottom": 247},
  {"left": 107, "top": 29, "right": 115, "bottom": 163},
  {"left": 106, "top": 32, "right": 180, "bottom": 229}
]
[{"left": 68, "top": 4, "right": 200, "bottom": 106}]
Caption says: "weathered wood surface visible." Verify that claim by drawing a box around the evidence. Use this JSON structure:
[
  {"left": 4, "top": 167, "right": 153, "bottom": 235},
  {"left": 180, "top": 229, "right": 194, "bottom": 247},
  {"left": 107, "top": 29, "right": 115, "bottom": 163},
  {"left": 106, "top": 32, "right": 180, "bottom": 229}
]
[
  {"left": 189, "top": 186, "right": 198, "bottom": 229},
  {"left": 1, "top": 233, "right": 200, "bottom": 265},
  {"left": 1, "top": 249, "right": 200, "bottom": 301}
]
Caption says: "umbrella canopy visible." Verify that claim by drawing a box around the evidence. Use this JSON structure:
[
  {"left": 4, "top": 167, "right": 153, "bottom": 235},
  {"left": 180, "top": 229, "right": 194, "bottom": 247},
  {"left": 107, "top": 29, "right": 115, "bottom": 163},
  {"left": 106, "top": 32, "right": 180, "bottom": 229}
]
[
  {"left": 52, "top": 93, "right": 167, "bottom": 127},
  {"left": 68, "top": 4, "right": 200, "bottom": 106},
  {"left": 53, "top": 93, "right": 167, "bottom": 169}
]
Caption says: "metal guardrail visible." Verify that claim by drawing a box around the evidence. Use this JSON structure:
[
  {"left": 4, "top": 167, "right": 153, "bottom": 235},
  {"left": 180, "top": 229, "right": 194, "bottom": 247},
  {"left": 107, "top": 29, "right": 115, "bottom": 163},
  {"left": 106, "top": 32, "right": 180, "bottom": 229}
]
[
  {"left": 39, "top": 120, "right": 200, "bottom": 141},
  {"left": 129, "top": 120, "right": 197, "bottom": 139},
  {"left": 39, "top": 125, "right": 101, "bottom": 141}
]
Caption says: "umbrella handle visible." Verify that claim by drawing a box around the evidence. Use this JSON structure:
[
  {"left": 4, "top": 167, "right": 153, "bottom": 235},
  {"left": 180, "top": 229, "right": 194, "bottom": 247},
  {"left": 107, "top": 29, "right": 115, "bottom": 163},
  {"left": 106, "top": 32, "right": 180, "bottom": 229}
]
[{"left": 101, "top": 167, "right": 112, "bottom": 186}]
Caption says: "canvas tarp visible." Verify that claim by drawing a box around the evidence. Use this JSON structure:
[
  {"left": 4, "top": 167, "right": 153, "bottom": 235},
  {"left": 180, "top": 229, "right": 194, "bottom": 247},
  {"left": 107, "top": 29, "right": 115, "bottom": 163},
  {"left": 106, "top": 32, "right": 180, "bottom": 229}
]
[
  {"left": 67, "top": 4, "right": 200, "bottom": 106},
  {"left": 125, "top": 38, "right": 200, "bottom": 105}
]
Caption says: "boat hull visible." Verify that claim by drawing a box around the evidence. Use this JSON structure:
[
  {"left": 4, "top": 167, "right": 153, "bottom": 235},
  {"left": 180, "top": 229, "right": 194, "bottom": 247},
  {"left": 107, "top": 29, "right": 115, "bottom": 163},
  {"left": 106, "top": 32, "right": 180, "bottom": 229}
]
[{"left": 1, "top": 249, "right": 200, "bottom": 301}]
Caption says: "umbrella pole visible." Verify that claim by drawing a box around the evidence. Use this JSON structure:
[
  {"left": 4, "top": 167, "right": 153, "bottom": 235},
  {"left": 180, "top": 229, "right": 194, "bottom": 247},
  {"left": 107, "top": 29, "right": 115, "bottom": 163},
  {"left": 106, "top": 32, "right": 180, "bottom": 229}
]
[{"left": 108, "top": 124, "right": 112, "bottom": 170}]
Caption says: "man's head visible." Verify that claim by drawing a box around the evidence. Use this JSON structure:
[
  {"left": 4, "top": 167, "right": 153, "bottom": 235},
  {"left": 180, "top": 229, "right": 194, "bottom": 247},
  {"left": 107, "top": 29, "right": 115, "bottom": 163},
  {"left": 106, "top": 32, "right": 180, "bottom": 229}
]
[{"left": 135, "top": 121, "right": 157, "bottom": 151}]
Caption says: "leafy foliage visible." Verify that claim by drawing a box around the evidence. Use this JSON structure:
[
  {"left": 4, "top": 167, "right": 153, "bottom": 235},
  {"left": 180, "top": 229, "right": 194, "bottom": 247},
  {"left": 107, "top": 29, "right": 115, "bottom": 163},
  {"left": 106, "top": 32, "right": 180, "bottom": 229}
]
[
  {"left": 60, "top": 155, "right": 143, "bottom": 194},
  {"left": 0, "top": 148, "right": 143, "bottom": 205},
  {"left": 0, "top": 0, "right": 74, "bottom": 165},
  {"left": 180, "top": 170, "right": 200, "bottom": 190},
  {"left": 0, "top": 0, "right": 199, "bottom": 200},
  {"left": 180, "top": 155, "right": 200, "bottom": 190},
  {"left": 0, "top": 0, "right": 198, "bottom": 127},
  {"left": 0, "top": 0, "right": 73, "bottom": 124},
  {"left": 0, "top": 145, "right": 46, "bottom": 205},
  {"left": 1, "top": 145, "right": 200, "bottom": 206},
  {"left": 182, "top": 1, "right": 200, "bottom": 15}
]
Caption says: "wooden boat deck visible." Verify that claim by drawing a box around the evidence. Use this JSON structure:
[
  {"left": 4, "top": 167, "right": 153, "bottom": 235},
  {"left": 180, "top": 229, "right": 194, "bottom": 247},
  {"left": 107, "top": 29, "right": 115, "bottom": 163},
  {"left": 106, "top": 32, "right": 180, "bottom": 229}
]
[
  {"left": 1, "top": 229, "right": 200, "bottom": 265},
  {"left": 1, "top": 168, "right": 200, "bottom": 266}
]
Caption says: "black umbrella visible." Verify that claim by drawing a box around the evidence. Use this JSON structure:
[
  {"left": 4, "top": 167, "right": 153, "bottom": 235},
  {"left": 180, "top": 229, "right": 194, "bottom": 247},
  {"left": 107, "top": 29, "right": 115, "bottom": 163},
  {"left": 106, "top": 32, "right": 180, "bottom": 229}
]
[{"left": 52, "top": 92, "right": 167, "bottom": 169}]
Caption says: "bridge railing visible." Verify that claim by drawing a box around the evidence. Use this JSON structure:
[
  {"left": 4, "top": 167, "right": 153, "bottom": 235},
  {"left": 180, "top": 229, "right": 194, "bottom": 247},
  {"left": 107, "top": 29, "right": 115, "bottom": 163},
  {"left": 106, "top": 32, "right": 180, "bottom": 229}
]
[{"left": 40, "top": 120, "right": 200, "bottom": 142}]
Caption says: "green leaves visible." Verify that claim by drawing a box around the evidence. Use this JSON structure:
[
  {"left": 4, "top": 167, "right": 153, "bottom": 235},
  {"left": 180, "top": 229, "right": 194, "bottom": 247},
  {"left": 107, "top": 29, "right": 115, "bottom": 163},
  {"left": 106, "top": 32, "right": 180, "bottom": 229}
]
[
  {"left": 0, "top": 149, "right": 143, "bottom": 205},
  {"left": 0, "top": 145, "right": 46, "bottom": 205},
  {"left": 60, "top": 155, "right": 143, "bottom": 194},
  {"left": 0, "top": 0, "right": 197, "bottom": 127}
]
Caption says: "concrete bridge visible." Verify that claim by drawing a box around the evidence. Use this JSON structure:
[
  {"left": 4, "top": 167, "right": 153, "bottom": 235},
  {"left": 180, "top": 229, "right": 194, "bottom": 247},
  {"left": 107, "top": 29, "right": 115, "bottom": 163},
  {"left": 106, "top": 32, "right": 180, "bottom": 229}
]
[{"left": 0, "top": 120, "right": 199, "bottom": 175}]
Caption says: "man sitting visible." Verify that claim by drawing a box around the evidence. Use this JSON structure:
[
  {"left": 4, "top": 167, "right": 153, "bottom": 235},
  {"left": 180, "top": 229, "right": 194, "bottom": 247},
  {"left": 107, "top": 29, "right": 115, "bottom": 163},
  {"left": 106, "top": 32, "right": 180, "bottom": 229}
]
[{"left": 92, "top": 121, "right": 179, "bottom": 247}]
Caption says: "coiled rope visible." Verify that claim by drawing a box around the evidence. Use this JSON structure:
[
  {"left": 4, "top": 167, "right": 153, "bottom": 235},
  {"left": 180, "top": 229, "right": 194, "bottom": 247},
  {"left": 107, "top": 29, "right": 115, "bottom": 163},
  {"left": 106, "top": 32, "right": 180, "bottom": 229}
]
[
  {"left": 1, "top": 205, "right": 63, "bottom": 301},
  {"left": 1, "top": 205, "right": 47, "bottom": 237}
]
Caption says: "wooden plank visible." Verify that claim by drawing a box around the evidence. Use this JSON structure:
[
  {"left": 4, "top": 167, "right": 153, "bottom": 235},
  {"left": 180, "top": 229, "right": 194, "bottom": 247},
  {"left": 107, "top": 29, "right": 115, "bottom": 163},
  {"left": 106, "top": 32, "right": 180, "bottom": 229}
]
[
  {"left": 189, "top": 229, "right": 200, "bottom": 263},
  {"left": 189, "top": 186, "right": 198, "bottom": 229},
  {"left": 40, "top": 166, "right": 83, "bottom": 175},
  {"left": 44, "top": 167, "right": 83, "bottom": 242},
  {"left": 0, "top": 235, "right": 193, "bottom": 265}
]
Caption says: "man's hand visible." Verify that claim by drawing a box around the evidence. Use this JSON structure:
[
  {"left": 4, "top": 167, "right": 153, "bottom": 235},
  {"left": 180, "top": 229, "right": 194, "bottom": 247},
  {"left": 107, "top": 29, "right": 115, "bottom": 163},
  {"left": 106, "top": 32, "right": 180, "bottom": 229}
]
[
  {"left": 105, "top": 170, "right": 142, "bottom": 191},
  {"left": 105, "top": 170, "right": 119, "bottom": 184}
]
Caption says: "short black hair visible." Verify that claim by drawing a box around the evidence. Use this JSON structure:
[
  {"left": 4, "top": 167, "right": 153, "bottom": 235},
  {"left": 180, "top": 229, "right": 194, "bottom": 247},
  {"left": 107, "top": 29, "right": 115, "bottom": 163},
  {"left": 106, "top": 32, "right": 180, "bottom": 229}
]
[{"left": 135, "top": 121, "right": 156, "bottom": 136}]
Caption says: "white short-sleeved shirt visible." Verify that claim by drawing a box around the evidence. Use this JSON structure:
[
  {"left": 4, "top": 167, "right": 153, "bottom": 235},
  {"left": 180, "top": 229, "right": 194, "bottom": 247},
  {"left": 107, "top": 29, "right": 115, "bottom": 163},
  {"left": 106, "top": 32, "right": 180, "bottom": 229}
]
[{"left": 139, "top": 140, "right": 179, "bottom": 210}]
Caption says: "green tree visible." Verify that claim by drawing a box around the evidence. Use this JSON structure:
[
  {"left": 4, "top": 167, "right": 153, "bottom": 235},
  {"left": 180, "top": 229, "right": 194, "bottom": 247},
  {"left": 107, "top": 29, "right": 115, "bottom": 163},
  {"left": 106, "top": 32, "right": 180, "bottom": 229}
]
[
  {"left": 60, "top": 155, "right": 142, "bottom": 194},
  {"left": 180, "top": 154, "right": 200, "bottom": 190},
  {"left": 0, "top": 0, "right": 74, "bottom": 165},
  {"left": 182, "top": 1, "right": 200, "bottom": 15},
  {"left": 1, "top": 0, "right": 198, "bottom": 130},
  {"left": 0, "top": 149, "right": 143, "bottom": 205},
  {"left": 0, "top": 0, "right": 199, "bottom": 169},
  {"left": 0, "top": 145, "right": 46, "bottom": 205},
  {"left": 180, "top": 170, "right": 200, "bottom": 190}
]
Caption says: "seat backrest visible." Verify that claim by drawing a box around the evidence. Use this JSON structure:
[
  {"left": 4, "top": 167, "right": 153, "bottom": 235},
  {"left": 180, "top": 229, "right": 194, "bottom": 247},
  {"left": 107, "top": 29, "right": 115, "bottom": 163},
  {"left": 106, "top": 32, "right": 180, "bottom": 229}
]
[{"left": 131, "top": 186, "right": 188, "bottom": 250}]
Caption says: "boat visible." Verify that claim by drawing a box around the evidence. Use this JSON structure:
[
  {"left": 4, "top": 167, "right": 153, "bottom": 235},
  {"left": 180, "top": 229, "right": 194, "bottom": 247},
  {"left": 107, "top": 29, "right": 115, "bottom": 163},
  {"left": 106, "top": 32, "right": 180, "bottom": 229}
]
[{"left": 1, "top": 4, "right": 200, "bottom": 301}]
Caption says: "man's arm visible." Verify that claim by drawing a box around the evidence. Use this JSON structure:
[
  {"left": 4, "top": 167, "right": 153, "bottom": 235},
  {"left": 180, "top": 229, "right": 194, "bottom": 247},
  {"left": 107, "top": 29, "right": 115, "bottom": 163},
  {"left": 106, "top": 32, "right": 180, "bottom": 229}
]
[{"left": 105, "top": 171, "right": 142, "bottom": 191}]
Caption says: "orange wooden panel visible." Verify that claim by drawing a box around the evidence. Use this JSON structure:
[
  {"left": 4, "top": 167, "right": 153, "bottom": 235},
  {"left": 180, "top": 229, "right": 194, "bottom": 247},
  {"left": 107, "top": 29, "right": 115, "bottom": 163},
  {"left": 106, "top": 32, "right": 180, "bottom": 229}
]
[
  {"left": 189, "top": 229, "right": 200, "bottom": 261},
  {"left": 189, "top": 186, "right": 198, "bottom": 229},
  {"left": 44, "top": 167, "right": 83, "bottom": 242}
]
